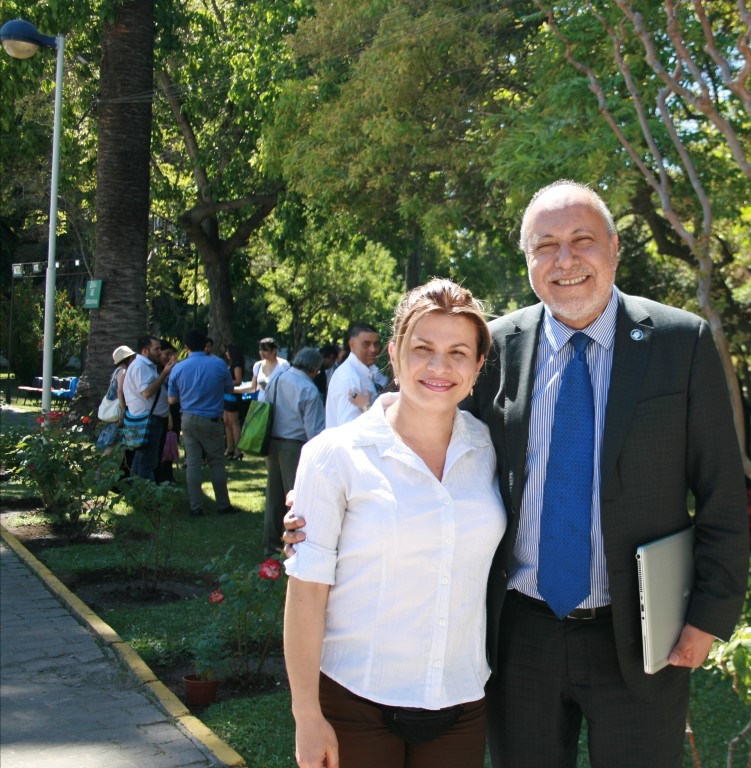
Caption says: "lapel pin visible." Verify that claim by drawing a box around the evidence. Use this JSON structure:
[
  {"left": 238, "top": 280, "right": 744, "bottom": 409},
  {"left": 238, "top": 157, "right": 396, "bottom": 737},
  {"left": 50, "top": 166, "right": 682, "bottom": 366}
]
[{"left": 630, "top": 329, "right": 644, "bottom": 341}]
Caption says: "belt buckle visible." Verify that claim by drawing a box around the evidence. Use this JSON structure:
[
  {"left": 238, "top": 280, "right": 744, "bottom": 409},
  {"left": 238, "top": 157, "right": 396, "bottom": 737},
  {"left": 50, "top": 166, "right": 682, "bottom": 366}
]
[{"left": 567, "top": 607, "right": 597, "bottom": 620}]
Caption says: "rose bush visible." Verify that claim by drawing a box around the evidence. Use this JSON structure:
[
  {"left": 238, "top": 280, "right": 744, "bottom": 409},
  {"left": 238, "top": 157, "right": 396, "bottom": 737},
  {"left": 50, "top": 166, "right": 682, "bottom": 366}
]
[
  {"left": 203, "top": 550, "right": 286, "bottom": 678},
  {"left": 3, "top": 417, "right": 122, "bottom": 537}
]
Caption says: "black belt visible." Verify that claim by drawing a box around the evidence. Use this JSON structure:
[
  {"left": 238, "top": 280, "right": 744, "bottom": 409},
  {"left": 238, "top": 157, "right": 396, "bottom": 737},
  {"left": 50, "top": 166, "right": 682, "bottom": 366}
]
[
  {"left": 272, "top": 436, "right": 305, "bottom": 444},
  {"left": 511, "top": 590, "right": 611, "bottom": 621}
]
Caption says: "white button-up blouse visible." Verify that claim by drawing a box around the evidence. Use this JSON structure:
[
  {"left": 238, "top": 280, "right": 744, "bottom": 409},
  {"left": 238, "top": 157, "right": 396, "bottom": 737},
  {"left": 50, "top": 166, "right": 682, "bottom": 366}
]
[{"left": 285, "top": 393, "right": 506, "bottom": 709}]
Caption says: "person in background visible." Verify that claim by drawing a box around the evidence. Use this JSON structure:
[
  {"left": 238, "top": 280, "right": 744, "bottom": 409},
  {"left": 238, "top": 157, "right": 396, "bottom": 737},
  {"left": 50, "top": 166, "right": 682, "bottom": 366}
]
[
  {"left": 96, "top": 345, "right": 136, "bottom": 455},
  {"left": 284, "top": 280, "right": 505, "bottom": 768},
  {"left": 263, "top": 347, "right": 325, "bottom": 557},
  {"left": 168, "top": 328, "right": 236, "bottom": 517},
  {"left": 112, "top": 345, "right": 135, "bottom": 417},
  {"left": 123, "top": 336, "right": 174, "bottom": 481},
  {"left": 223, "top": 343, "right": 245, "bottom": 460},
  {"left": 157, "top": 343, "right": 180, "bottom": 484},
  {"left": 312, "top": 343, "right": 340, "bottom": 400},
  {"left": 250, "top": 337, "right": 289, "bottom": 402},
  {"left": 204, "top": 336, "right": 215, "bottom": 356},
  {"left": 325, "top": 323, "right": 382, "bottom": 428}
]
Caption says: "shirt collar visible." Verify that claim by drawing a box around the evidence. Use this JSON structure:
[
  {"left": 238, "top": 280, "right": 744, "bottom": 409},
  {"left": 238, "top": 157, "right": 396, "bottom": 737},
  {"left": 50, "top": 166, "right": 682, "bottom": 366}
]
[
  {"left": 350, "top": 392, "right": 491, "bottom": 453},
  {"left": 346, "top": 353, "right": 377, "bottom": 377},
  {"left": 543, "top": 286, "right": 619, "bottom": 353}
]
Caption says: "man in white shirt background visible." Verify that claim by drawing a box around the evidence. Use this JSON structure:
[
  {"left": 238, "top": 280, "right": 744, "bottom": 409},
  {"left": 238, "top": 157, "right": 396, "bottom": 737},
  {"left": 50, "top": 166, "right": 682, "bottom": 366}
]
[
  {"left": 325, "top": 323, "right": 383, "bottom": 428},
  {"left": 123, "top": 335, "right": 174, "bottom": 480}
]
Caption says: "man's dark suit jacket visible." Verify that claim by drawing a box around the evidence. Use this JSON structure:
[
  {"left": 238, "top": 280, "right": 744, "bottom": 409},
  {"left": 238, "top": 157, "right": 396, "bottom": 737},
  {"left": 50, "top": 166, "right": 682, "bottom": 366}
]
[{"left": 472, "top": 290, "right": 748, "bottom": 702}]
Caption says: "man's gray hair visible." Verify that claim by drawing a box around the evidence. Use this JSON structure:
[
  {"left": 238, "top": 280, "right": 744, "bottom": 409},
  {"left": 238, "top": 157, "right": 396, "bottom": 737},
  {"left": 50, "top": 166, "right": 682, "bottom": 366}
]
[
  {"left": 292, "top": 347, "right": 323, "bottom": 374},
  {"left": 518, "top": 179, "right": 617, "bottom": 256}
]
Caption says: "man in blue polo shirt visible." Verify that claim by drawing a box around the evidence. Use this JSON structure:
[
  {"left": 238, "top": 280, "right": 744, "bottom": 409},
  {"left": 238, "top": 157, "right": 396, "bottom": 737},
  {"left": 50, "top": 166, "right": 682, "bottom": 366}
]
[{"left": 168, "top": 329, "right": 236, "bottom": 516}]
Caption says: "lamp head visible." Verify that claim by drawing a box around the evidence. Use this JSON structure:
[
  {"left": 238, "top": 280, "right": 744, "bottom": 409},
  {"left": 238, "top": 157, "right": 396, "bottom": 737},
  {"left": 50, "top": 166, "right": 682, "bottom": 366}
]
[{"left": 0, "top": 19, "right": 57, "bottom": 59}]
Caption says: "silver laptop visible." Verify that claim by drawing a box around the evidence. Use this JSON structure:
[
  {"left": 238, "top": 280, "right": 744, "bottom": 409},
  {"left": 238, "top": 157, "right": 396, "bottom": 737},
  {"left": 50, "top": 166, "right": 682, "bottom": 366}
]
[{"left": 636, "top": 527, "right": 695, "bottom": 675}]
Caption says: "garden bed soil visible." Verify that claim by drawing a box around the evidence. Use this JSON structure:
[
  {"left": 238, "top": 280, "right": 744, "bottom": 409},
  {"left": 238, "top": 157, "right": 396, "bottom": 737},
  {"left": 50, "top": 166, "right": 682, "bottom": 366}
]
[{"left": 0, "top": 509, "right": 289, "bottom": 710}]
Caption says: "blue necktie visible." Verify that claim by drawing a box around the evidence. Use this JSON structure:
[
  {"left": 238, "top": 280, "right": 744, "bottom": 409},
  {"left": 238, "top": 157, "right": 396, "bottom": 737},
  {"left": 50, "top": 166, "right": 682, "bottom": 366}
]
[{"left": 537, "top": 332, "right": 594, "bottom": 619}]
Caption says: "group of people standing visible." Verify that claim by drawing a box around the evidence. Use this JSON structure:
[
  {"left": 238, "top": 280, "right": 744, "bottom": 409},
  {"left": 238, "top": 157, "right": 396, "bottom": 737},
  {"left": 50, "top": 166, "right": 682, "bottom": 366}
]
[
  {"left": 102, "top": 331, "right": 236, "bottom": 515},
  {"left": 101, "top": 328, "right": 357, "bottom": 526}
]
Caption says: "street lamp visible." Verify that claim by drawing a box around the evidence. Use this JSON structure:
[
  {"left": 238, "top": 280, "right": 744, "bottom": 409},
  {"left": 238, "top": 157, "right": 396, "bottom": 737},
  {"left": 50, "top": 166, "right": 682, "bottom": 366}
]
[{"left": 1, "top": 19, "right": 64, "bottom": 418}]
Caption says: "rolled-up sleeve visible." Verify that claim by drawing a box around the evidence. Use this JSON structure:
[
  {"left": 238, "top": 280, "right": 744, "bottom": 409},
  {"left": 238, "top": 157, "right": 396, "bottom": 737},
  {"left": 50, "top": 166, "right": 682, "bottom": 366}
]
[{"left": 283, "top": 436, "right": 346, "bottom": 585}]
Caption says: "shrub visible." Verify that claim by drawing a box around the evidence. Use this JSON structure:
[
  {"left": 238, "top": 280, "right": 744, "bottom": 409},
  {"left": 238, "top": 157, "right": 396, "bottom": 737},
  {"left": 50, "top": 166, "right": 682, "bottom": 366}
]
[
  {"left": 3, "top": 416, "right": 122, "bottom": 537},
  {"left": 203, "top": 549, "right": 286, "bottom": 679},
  {"left": 112, "top": 476, "right": 185, "bottom": 590}
]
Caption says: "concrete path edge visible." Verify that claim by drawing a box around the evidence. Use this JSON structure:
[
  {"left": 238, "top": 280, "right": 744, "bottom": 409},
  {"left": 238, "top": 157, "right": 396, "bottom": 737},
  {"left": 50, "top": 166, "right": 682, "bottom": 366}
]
[{"left": 0, "top": 524, "right": 247, "bottom": 768}]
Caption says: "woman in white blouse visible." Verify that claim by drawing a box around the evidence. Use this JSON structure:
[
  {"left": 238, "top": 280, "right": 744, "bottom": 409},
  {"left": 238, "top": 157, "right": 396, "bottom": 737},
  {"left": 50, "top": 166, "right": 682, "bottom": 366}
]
[
  {"left": 250, "top": 337, "right": 289, "bottom": 402},
  {"left": 284, "top": 279, "right": 507, "bottom": 768}
]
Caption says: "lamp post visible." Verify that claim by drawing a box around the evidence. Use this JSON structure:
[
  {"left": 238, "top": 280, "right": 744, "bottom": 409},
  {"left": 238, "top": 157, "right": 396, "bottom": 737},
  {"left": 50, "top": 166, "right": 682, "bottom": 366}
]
[{"left": 1, "top": 19, "right": 64, "bottom": 418}]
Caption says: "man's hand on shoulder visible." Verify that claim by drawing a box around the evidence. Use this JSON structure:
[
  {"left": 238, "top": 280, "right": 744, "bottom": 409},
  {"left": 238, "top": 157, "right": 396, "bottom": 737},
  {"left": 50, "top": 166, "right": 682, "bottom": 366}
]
[{"left": 281, "top": 490, "right": 306, "bottom": 558}]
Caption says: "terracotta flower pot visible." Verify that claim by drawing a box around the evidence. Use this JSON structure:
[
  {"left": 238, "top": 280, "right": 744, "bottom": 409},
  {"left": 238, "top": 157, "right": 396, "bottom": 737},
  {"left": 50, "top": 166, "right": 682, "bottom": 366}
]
[{"left": 182, "top": 674, "right": 219, "bottom": 706}]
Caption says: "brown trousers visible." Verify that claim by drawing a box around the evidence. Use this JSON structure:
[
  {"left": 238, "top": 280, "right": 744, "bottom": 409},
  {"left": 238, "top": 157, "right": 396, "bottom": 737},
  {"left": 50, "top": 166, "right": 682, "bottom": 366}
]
[{"left": 319, "top": 673, "right": 486, "bottom": 768}]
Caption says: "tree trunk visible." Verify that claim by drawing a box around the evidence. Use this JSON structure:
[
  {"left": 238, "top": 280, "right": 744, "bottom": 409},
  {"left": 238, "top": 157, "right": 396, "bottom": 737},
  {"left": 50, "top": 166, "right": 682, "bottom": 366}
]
[
  {"left": 204, "top": 250, "right": 234, "bottom": 351},
  {"left": 74, "top": 0, "right": 155, "bottom": 416}
]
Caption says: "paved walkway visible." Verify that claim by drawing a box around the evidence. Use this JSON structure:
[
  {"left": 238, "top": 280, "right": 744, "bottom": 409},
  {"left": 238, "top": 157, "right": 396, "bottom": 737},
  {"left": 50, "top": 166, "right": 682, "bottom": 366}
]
[{"left": 0, "top": 533, "right": 244, "bottom": 767}]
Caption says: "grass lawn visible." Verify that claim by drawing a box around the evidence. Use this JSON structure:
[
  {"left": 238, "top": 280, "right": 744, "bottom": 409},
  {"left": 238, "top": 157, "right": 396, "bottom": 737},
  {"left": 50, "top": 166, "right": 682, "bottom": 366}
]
[{"left": 1, "top": 420, "right": 748, "bottom": 767}]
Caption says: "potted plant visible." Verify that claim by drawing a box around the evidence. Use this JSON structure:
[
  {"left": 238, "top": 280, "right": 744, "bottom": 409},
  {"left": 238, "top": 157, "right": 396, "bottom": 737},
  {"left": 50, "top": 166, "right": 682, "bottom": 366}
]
[{"left": 182, "top": 632, "right": 227, "bottom": 706}]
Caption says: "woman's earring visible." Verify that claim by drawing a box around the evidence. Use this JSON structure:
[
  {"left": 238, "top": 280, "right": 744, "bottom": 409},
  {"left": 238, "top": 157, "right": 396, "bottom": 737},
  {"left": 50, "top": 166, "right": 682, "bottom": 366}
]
[{"left": 393, "top": 376, "right": 399, "bottom": 387}]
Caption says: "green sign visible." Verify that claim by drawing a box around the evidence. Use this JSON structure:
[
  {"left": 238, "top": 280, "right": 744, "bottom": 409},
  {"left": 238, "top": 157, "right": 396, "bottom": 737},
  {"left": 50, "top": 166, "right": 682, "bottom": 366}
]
[{"left": 84, "top": 280, "right": 102, "bottom": 309}]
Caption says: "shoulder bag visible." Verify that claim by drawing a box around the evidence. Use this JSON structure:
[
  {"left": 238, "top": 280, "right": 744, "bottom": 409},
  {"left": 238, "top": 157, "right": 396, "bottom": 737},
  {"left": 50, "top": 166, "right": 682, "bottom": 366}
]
[
  {"left": 122, "top": 394, "right": 158, "bottom": 450},
  {"left": 98, "top": 369, "right": 123, "bottom": 423},
  {"left": 98, "top": 395, "right": 122, "bottom": 423}
]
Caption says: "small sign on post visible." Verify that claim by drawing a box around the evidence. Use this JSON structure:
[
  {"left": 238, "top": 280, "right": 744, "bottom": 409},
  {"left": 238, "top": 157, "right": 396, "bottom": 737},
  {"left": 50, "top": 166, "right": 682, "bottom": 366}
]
[{"left": 84, "top": 279, "right": 102, "bottom": 309}]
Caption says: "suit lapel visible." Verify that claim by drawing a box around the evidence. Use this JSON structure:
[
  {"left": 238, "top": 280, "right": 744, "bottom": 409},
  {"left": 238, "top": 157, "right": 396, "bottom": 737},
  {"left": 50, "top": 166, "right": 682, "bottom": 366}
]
[
  {"left": 600, "top": 294, "right": 653, "bottom": 499},
  {"left": 504, "top": 305, "right": 544, "bottom": 510}
]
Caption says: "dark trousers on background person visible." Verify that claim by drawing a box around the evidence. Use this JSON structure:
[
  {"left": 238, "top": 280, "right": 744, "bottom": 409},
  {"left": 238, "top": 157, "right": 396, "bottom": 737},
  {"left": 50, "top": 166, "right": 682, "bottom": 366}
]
[
  {"left": 130, "top": 415, "right": 165, "bottom": 481},
  {"left": 485, "top": 590, "right": 689, "bottom": 768},
  {"left": 154, "top": 416, "right": 171, "bottom": 484},
  {"left": 318, "top": 674, "right": 486, "bottom": 768},
  {"left": 263, "top": 437, "right": 304, "bottom": 555}
]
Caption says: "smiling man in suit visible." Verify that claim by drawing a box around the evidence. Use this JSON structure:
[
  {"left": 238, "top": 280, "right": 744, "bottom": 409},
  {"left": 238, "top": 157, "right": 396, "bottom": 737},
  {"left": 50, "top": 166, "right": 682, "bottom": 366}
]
[{"left": 475, "top": 180, "right": 747, "bottom": 767}]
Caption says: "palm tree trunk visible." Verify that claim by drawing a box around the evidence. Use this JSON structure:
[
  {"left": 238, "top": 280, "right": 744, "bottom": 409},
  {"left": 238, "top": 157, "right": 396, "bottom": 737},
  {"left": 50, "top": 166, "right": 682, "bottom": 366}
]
[{"left": 75, "top": 0, "right": 155, "bottom": 416}]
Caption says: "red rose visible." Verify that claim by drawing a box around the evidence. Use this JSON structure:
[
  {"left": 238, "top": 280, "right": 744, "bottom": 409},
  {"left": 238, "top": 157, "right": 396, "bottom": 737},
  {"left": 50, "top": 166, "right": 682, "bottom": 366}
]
[
  {"left": 209, "top": 589, "right": 225, "bottom": 604},
  {"left": 36, "top": 417, "right": 45, "bottom": 424},
  {"left": 259, "top": 558, "right": 282, "bottom": 580},
  {"left": 82, "top": 416, "right": 90, "bottom": 424}
]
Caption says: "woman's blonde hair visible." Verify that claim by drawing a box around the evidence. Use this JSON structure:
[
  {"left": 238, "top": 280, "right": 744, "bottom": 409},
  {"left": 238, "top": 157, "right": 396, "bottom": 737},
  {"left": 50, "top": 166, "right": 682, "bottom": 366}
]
[{"left": 391, "top": 279, "right": 490, "bottom": 376}]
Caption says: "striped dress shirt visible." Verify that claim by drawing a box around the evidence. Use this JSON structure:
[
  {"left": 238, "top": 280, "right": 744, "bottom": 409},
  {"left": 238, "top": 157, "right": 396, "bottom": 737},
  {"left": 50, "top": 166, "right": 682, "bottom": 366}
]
[{"left": 508, "top": 289, "right": 619, "bottom": 609}]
